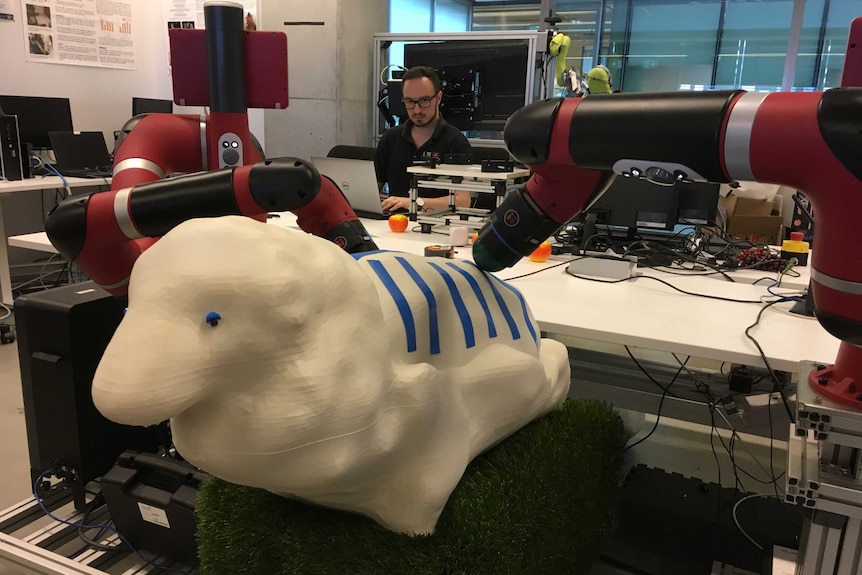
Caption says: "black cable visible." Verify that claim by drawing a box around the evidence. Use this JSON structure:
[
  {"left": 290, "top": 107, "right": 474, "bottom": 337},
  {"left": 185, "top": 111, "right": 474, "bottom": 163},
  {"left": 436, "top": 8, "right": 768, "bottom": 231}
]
[
  {"left": 744, "top": 299, "right": 796, "bottom": 423},
  {"left": 71, "top": 493, "right": 124, "bottom": 551},
  {"left": 623, "top": 351, "right": 688, "bottom": 451},
  {"left": 708, "top": 403, "right": 724, "bottom": 524},
  {"left": 629, "top": 239, "right": 737, "bottom": 282},
  {"left": 499, "top": 258, "right": 577, "bottom": 281},
  {"left": 671, "top": 354, "right": 785, "bottom": 488},
  {"left": 564, "top": 268, "right": 768, "bottom": 304},
  {"left": 624, "top": 346, "right": 680, "bottom": 397}
]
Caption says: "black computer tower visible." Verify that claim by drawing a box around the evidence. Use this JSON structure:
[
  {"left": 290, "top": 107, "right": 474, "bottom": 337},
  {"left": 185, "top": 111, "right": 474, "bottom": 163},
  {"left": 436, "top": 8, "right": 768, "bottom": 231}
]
[
  {"left": 0, "top": 114, "right": 30, "bottom": 181},
  {"left": 15, "top": 282, "right": 161, "bottom": 508}
]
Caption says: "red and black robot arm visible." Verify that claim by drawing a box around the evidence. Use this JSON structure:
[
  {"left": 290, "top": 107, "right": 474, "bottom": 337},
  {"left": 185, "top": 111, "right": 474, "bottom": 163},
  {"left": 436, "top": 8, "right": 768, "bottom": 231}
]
[
  {"left": 472, "top": 87, "right": 862, "bottom": 408},
  {"left": 45, "top": 1, "right": 378, "bottom": 297},
  {"left": 46, "top": 158, "right": 378, "bottom": 295},
  {"left": 472, "top": 90, "right": 743, "bottom": 272}
]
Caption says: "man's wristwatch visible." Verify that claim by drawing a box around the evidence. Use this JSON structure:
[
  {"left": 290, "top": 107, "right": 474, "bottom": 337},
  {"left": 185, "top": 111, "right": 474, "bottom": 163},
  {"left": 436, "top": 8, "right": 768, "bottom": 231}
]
[{"left": 416, "top": 197, "right": 426, "bottom": 211}]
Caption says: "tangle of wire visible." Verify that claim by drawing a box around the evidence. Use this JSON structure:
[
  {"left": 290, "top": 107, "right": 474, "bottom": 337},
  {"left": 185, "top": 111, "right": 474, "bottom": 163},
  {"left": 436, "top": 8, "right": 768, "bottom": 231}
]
[
  {"left": 33, "top": 470, "right": 198, "bottom": 574},
  {"left": 624, "top": 348, "right": 796, "bottom": 548}
]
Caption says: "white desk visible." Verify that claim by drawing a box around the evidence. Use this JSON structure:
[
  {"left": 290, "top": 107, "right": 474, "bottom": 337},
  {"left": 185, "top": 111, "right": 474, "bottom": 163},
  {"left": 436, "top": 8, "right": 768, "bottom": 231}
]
[
  {"left": 8, "top": 232, "right": 57, "bottom": 254},
  {"left": 14, "top": 213, "right": 834, "bottom": 371},
  {"left": 0, "top": 176, "right": 110, "bottom": 305},
  {"left": 269, "top": 214, "right": 838, "bottom": 373}
]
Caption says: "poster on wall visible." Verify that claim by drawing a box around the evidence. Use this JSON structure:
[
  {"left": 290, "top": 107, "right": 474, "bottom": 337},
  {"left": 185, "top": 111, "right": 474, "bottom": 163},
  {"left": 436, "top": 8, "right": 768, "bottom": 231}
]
[
  {"left": 20, "top": 0, "right": 135, "bottom": 69},
  {"left": 0, "top": 1, "right": 14, "bottom": 21},
  {"left": 162, "top": 0, "right": 258, "bottom": 31},
  {"left": 161, "top": 0, "right": 258, "bottom": 70}
]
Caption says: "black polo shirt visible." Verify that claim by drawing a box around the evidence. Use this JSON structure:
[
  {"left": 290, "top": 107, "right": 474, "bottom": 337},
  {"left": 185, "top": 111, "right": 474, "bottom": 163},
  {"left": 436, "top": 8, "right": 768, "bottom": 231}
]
[{"left": 375, "top": 118, "right": 471, "bottom": 197}]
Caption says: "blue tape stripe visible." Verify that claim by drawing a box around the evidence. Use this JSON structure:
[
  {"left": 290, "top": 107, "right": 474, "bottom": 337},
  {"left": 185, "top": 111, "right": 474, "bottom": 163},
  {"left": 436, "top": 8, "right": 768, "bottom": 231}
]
[
  {"left": 446, "top": 262, "right": 497, "bottom": 339},
  {"left": 494, "top": 277, "right": 538, "bottom": 346},
  {"left": 368, "top": 260, "right": 416, "bottom": 353},
  {"left": 482, "top": 273, "right": 520, "bottom": 341},
  {"left": 396, "top": 257, "right": 440, "bottom": 355},
  {"left": 428, "top": 261, "right": 475, "bottom": 349},
  {"left": 353, "top": 250, "right": 393, "bottom": 260}
]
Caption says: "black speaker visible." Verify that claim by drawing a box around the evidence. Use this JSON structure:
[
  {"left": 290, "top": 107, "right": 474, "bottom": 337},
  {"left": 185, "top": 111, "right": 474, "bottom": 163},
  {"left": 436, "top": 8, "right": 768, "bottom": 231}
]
[
  {"left": 15, "top": 282, "right": 162, "bottom": 509},
  {"left": 0, "top": 114, "right": 29, "bottom": 181}
]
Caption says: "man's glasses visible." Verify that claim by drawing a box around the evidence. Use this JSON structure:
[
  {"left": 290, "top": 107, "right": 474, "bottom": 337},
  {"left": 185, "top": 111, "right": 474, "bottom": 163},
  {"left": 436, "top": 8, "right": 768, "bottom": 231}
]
[{"left": 402, "top": 94, "right": 437, "bottom": 110}]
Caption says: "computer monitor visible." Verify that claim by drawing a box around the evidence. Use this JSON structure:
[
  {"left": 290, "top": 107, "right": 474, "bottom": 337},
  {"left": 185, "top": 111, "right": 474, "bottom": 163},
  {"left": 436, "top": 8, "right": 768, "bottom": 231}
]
[
  {"left": 0, "top": 95, "right": 73, "bottom": 150},
  {"left": 677, "top": 181, "right": 720, "bottom": 226},
  {"left": 403, "top": 39, "right": 531, "bottom": 132},
  {"left": 586, "top": 177, "right": 720, "bottom": 231},
  {"left": 386, "top": 80, "right": 407, "bottom": 122},
  {"left": 587, "top": 176, "right": 680, "bottom": 231},
  {"left": 132, "top": 97, "right": 173, "bottom": 116}
]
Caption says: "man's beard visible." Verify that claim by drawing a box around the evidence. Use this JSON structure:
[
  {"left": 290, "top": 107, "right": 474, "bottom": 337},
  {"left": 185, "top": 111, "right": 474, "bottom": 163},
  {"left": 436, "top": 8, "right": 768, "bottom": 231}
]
[{"left": 411, "top": 105, "right": 438, "bottom": 127}]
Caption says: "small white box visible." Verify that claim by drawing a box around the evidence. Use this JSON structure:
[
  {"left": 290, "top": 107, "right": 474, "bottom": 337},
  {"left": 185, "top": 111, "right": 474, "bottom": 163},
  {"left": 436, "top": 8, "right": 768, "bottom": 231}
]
[{"left": 449, "top": 226, "right": 469, "bottom": 247}]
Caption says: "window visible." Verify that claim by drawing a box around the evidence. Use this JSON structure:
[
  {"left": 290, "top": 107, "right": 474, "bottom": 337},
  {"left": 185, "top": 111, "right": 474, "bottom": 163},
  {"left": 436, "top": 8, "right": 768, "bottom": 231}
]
[
  {"left": 389, "top": 0, "right": 470, "bottom": 33},
  {"left": 388, "top": 0, "right": 470, "bottom": 66},
  {"left": 435, "top": 0, "right": 470, "bottom": 32},
  {"left": 797, "top": 0, "right": 860, "bottom": 89},
  {"left": 715, "top": 0, "right": 794, "bottom": 91},
  {"left": 471, "top": 2, "right": 542, "bottom": 31},
  {"left": 390, "top": 0, "right": 432, "bottom": 33}
]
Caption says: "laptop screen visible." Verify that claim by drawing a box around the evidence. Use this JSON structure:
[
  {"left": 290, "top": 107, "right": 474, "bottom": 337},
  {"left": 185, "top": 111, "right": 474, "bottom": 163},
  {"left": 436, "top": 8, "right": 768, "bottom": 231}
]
[
  {"left": 311, "top": 157, "right": 383, "bottom": 215},
  {"left": 48, "top": 131, "right": 111, "bottom": 171}
]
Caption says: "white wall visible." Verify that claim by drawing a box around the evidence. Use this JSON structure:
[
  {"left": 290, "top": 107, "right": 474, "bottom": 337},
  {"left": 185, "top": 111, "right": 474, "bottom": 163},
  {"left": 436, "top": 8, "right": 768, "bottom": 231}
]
[
  {"left": 0, "top": 2, "right": 168, "bottom": 147},
  {"left": 0, "top": 2, "right": 307, "bottom": 159},
  {"left": 0, "top": 0, "right": 386, "bottom": 276},
  {"left": 261, "top": 0, "right": 387, "bottom": 160}
]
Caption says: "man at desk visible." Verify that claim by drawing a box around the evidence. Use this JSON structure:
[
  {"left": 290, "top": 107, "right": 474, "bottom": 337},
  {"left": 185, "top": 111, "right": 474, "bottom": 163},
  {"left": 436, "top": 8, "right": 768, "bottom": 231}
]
[{"left": 376, "top": 66, "right": 472, "bottom": 213}]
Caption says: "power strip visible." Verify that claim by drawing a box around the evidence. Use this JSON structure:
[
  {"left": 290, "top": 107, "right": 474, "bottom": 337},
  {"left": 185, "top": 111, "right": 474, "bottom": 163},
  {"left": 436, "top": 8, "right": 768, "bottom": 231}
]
[{"left": 566, "top": 252, "right": 637, "bottom": 281}]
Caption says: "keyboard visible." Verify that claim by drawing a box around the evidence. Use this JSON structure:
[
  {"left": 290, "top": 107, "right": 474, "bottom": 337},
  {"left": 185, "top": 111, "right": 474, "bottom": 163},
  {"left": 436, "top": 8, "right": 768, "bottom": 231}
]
[{"left": 62, "top": 168, "right": 113, "bottom": 178}]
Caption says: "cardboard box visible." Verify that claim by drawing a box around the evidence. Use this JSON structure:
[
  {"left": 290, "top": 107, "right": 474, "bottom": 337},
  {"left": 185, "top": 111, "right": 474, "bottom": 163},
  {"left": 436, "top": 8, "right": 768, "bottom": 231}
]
[{"left": 719, "top": 194, "right": 783, "bottom": 245}]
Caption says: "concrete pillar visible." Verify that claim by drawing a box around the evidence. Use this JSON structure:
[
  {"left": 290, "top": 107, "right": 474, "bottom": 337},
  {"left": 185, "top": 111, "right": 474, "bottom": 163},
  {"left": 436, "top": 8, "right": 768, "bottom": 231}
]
[{"left": 261, "top": 0, "right": 387, "bottom": 161}]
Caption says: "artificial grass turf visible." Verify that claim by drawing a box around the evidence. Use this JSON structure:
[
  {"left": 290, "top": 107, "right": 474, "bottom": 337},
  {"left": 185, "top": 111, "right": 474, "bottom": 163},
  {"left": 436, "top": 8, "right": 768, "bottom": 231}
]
[{"left": 195, "top": 398, "right": 626, "bottom": 575}]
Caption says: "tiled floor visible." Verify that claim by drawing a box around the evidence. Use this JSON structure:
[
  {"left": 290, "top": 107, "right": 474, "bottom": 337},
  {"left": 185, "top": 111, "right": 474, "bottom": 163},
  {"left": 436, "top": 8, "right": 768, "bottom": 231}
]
[
  {"left": 0, "top": 336, "right": 38, "bottom": 574},
  {"left": 0, "top": 338, "right": 33, "bottom": 507}
]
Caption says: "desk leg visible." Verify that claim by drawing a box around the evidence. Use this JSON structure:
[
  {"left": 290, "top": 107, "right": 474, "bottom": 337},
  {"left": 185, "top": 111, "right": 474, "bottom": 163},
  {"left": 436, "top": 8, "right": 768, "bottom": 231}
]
[{"left": 0, "top": 202, "right": 13, "bottom": 306}]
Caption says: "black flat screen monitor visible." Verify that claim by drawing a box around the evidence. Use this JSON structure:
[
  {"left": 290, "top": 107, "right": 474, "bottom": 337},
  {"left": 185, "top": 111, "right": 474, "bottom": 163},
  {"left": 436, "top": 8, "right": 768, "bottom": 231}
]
[
  {"left": 588, "top": 176, "right": 679, "bottom": 231},
  {"left": 386, "top": 80, "right": 407, "bottom": 121},
  {"left": 132, "top": 97, "right": 173, "bottom": 116},
  {"left": 586, "top": 176, "right": 719, "bottom": 231},
  {"left": 677, "top": 181, "right": 720, "bottom": 225},
  {"left": 404, "top": 39, "right": 530, "bottom": 132},
  {"left": 0, "top": 95, "right": 73, "bottom": 149}
]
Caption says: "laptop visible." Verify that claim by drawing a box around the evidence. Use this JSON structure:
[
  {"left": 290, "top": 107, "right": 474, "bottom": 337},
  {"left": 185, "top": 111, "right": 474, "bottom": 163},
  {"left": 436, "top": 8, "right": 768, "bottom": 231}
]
[
  {"left": 311, "top": 156, "right": 390, "bottom": 219},
  {"left": 48, "top": 131, "right": 113, "bottom": 178}
]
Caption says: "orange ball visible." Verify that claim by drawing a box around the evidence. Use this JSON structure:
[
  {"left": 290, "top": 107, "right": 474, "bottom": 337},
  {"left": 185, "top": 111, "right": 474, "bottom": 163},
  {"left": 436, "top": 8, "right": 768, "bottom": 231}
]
[
  {"left": 471, "top": 232, "right": 479, "bottom": 245},
  {"left": 529, "top": 241, "right": 552, "bottom": 262},
  {"left": 388, "top": 214, "right": 409, "bottom": 233}
]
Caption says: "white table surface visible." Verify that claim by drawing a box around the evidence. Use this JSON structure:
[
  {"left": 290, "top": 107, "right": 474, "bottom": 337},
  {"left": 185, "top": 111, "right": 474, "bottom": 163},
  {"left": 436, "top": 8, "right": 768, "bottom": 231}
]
[
  {"left": 0, "top": 176, "right": 110, "bottom": 305},
  {"left": 269, "top": 214, "right": 838, "bottom": 373},
  {"left": 8, "top": 232, "right": 58, "bottom": 254},
  {"left": 13, "top": 213, "right": 834, "bottom": 372},
  {"left": 0, "top": 176, "right": 111, "bottom": 194}
]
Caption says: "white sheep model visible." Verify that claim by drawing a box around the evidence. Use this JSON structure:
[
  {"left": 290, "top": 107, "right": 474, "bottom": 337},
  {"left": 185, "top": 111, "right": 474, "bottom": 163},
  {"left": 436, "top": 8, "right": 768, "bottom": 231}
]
[{"left": 93, "top": 216, "right": 570, "bottom": 535}]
